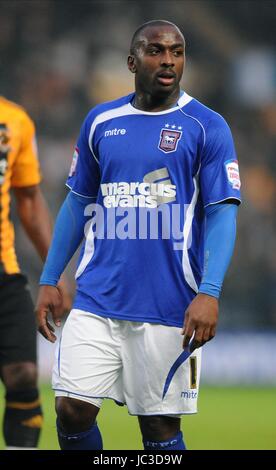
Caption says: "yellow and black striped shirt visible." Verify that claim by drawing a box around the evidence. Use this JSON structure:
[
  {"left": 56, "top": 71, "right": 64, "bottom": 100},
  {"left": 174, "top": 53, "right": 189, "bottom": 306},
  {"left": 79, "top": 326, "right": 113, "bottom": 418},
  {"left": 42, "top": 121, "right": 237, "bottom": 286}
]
[{"left": 0, "top": 96, "right": 41, "bottom": 274}]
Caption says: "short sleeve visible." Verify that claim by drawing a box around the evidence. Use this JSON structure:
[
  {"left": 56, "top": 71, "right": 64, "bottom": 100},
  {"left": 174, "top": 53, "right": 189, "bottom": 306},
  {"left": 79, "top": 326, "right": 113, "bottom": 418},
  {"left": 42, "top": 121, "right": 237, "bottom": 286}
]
[
  {"left": 199, "top": 116, "right": 241, "bottom": 207},
  {"left": 11, "top": 113, "right": 41, "bottom": 187},
  {"left": 66, "top": 114, "right": 100, "bottom": 198}
]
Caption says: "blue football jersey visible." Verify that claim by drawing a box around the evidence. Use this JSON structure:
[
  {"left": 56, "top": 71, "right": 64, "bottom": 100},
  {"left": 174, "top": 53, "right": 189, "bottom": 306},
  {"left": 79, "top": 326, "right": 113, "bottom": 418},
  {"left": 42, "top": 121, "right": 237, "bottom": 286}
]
[{"left": 67, "top": 92, "right": 241, "bottom": 328}]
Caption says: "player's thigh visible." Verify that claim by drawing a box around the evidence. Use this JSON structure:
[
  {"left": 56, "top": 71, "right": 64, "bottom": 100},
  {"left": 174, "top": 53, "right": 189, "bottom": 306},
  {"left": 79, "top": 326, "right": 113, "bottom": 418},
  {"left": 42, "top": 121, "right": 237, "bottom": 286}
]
[
  {"left": 122, "top": 322, "right": 201, "bottom": 415},
  {"left": 0, "top": 274, "right": 37, "bottom": 374},
  {"left": 53, "top": 310, "right": 123, "bottom": 402}
]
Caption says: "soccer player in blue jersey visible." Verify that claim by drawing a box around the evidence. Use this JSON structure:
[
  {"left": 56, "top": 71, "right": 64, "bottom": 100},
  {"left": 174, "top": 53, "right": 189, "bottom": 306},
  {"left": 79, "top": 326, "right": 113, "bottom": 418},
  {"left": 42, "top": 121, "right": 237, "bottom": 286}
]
[{"left": 36, "top": 20, "right": 241, "bottom": 450}]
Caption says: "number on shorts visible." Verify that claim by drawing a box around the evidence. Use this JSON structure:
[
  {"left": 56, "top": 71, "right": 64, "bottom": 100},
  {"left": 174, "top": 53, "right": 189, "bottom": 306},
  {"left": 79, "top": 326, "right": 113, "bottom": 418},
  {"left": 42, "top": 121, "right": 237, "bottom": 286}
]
[{"left": 189, "top": 356, "right": 197, "bottom": 389}]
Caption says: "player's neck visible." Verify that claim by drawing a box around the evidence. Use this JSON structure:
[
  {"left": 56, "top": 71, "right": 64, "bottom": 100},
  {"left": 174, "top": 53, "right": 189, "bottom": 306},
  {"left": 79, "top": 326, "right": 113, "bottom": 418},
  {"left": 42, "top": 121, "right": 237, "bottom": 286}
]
[{"left": 132, "top": 88, "right": 181, "bottom": 112}]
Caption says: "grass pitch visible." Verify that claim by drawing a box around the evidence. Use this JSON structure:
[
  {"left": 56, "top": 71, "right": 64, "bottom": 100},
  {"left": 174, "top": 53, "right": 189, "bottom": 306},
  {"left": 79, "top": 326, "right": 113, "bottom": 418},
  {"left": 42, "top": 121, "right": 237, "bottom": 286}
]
[{"left": 0, "top": 384, "right": 275, "bottom": 450}]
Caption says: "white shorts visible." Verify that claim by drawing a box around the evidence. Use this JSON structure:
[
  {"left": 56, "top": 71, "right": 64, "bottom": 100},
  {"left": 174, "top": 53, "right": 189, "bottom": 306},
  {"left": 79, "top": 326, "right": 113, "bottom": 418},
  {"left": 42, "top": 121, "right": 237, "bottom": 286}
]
[{"left": 53, "top": 309, "right": 202, "bottom": 416}]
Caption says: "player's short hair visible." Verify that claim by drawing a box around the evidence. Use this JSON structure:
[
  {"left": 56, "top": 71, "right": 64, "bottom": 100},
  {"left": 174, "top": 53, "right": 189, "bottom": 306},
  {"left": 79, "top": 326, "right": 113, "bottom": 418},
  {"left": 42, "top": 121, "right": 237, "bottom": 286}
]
[{"left": 130, "top": 20, "right": 185, "bottom": 55}]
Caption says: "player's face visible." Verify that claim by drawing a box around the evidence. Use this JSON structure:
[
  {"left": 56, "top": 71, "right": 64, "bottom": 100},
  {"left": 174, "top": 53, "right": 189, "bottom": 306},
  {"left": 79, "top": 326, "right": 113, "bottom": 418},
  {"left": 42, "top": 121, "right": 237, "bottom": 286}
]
[{"left": 129, "top": 26, "right": 185, "bottom": 97}]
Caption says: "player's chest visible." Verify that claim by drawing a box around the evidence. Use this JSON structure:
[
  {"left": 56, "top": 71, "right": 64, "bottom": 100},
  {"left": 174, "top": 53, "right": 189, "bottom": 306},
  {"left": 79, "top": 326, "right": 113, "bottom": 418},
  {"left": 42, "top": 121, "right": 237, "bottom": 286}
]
[{"left": 95, "top": 116, "right": 200, "bottom": 175}]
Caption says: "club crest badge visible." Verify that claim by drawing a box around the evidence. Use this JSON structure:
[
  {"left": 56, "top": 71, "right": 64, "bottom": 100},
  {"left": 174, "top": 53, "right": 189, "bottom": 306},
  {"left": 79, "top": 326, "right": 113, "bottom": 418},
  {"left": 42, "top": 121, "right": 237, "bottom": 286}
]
[{"left": 158, "top": 128, "right": 182, "bottom": 153}]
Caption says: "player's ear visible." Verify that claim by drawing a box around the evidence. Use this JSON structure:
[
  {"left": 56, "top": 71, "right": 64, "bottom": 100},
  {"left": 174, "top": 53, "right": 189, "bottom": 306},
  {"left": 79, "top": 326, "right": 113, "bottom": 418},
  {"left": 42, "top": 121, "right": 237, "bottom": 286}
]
[{"left": 127, "top": 55, "right": 137, "bottom": 73}]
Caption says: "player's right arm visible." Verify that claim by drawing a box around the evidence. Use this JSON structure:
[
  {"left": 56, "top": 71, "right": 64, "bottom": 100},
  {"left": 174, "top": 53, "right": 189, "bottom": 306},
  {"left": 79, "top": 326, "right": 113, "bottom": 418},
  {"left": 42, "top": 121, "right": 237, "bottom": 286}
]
[
  {"left": 36, "top": 112, "right": 100, "bottom": 342},
  {"left": 36, "top": 191, "right": 92, "bottom": 342}
]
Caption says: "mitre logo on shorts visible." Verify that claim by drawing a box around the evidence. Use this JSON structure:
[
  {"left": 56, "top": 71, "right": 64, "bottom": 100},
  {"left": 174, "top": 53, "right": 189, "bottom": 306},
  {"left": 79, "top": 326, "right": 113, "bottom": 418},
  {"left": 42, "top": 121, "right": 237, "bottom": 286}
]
[
  {"left": 101, "top": 167, "right": 176, "bottom": 208},
  {"left": 69, "top": 147, "right": 79, "bottom": 177},
  {"left": 225, "top": 159, "right": 241, "bottom": 190},
  {"left": 158, "top": 128, "right": 182, "bottom": 153},
  {"left": 181, "top": 390, "right": 198, "bottom": 399}
]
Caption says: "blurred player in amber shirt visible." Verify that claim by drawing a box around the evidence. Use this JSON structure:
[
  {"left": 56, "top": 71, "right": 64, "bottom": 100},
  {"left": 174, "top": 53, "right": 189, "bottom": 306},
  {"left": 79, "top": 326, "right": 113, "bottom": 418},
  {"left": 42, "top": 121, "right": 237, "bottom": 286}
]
[{"left": 0, "top": 96, "right": 71, "bottom": 449}]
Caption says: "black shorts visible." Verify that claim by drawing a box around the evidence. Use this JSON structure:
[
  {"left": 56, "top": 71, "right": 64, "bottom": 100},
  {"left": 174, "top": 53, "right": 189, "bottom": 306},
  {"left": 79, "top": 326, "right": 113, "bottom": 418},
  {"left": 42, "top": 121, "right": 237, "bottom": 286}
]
[{"left": 0, "top": 273, "right": 37, "bottom": 366}]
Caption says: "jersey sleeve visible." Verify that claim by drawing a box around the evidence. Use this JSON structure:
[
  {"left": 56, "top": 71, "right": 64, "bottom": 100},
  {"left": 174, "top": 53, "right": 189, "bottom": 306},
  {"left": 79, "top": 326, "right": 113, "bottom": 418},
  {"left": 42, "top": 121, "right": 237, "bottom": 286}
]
[
  {"left": 11, "top": 112, "right": 41, "bottom": 187},
  {"left": 66, "top": 113, "right": 100, "bottom": 198},
  {"left": 199, "top": 116, "right": 241, "bottom": 207}
]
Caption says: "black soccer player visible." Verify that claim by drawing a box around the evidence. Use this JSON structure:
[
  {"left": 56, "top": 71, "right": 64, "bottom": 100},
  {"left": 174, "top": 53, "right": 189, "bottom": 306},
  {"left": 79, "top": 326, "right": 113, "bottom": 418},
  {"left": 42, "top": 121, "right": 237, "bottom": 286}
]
[{"left": 36, "top": 20, "right": 240, "bottom": 450}]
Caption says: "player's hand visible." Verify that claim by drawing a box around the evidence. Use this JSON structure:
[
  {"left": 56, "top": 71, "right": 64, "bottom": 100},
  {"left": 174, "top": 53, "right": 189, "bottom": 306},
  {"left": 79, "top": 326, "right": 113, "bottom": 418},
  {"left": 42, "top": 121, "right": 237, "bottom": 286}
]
[
  {"left": 35, "top": 285, "right": 65, "bottom": 343},
  {"left": 181, "top": 293, "right": 218, "bottom": 352},
  {"left": 57, "top": 274, "right": 72, "bottom": 313}
]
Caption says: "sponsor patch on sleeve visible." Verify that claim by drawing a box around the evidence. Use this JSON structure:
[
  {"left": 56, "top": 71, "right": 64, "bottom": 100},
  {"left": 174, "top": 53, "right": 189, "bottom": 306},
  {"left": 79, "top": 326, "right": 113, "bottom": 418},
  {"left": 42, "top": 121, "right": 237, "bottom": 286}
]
[
  {"left": 225, "top": 159, "right": 241, "bottom": 190},
  {"left": 69, "top": 147, "right": 79, "bottom": 177}
]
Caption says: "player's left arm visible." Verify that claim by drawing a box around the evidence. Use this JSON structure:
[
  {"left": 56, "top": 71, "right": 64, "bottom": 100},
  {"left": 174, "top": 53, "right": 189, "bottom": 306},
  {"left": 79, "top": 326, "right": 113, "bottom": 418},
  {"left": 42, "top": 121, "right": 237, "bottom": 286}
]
[
  {"left": 182, "top": 201, "right": 238, "bottom": 351},
  {"left": 183, "top": 114, "right": 241, "bottom": 351}
]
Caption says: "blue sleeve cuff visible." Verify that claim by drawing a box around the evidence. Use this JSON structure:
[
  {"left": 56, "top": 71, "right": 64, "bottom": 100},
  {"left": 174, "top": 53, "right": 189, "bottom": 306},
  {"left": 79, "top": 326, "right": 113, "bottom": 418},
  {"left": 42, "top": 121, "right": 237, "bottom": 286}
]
[
  {"left": 198, "top": 283, "right": 221, "bottom": 299},
  {"left": 39, "top": 280, "right": 59, "bottom": 287}
]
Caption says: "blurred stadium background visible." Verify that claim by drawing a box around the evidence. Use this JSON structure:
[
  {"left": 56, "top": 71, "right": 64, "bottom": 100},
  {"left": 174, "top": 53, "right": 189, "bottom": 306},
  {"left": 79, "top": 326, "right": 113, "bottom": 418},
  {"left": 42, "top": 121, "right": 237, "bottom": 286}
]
[{"left": 0, "top": 0, "right": 275, "bottom": 449}]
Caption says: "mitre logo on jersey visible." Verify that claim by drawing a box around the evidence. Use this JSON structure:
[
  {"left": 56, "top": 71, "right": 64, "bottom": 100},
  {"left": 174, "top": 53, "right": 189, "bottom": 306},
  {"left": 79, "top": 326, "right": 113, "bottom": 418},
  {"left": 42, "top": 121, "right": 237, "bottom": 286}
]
[
  {"left": 69, "top": 147, "right": 79, "bottom": 177},
  {"left": 158, "top": 126, "right": 182, "bottom": 153},
  {"left": 101, "top": 167, "right": 176, "bottom": 208},
  {"left": 225, "top": 159, "right": 241, "bottom": 190}
]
